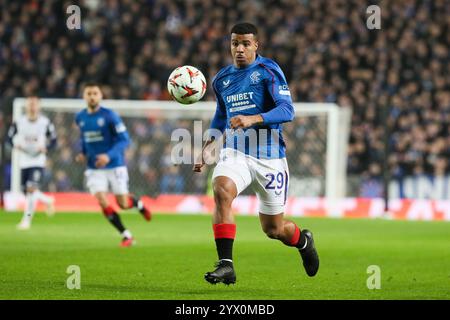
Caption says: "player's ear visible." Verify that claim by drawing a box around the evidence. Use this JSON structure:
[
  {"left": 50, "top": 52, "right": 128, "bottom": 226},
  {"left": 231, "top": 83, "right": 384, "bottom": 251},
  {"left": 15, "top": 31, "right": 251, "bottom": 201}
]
[{"left": 252, "top": 34, "right": 258, "bottom": 49}]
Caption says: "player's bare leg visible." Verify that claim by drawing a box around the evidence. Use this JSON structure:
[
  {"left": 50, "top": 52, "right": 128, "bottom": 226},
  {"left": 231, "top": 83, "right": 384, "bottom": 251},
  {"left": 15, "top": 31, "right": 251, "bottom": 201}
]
[
  {"left": 260, "top": 213, "right": 319, "bottom": 277},
  {"left": 95, "top": 192, "right": 134, "bottom": 247},
  {"left": 17, "top": 186, "right": 38, "bottom": 230},
  {"left": 204, "top": 176, "right": 237, "bottom": 285},
  {"left": 36, "top": 191, "right": 55, "bottom": 217},
  {"left": 115, "top": 194, "right": 151, "bottom": 221}
]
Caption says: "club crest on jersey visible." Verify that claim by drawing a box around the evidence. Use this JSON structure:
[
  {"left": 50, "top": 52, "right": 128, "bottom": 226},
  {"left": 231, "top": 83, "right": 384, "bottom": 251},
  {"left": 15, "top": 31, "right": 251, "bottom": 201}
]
[
  {"left": 250, "top": 71, "right": 261, "bottom": 84},
  {"left": 97, "top": 118, "right": 105, "bottom": 127},
  {"left": 223, "top": 79, "right": 230, "bottom": 87}
]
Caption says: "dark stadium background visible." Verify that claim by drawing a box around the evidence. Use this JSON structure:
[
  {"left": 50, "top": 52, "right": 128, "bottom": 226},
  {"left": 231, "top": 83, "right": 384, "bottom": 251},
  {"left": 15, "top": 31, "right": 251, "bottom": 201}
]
[{"left": 0, "top": 0, "right": 449, "bottom": 199}]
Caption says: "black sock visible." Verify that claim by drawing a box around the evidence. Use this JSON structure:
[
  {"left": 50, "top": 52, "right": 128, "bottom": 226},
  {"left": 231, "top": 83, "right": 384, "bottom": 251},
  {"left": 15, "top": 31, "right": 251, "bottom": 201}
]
[
  {"left": 106, "top": 213, "right": 126, "bottom": 234},
  {"left": 297, "top": 231, "right": 307, "bottom": 249},
  {"left": 130, "top": 196, "right": 146, "bottom": 213},
  {"left": 130, "top": 196, "right": 139, "bottom": 208},
  {"left": 215, "top": 238, "right": 234, "bottom": 264}
]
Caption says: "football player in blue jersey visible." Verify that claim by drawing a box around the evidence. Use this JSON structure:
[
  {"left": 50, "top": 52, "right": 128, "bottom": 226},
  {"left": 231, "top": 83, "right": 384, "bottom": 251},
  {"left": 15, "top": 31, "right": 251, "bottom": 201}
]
[
  {"left": 194, "top": 23, "right": 319, "bottom": 284},
  {"left": 75, "top": 82, "right": 152, "bottom": 247}
]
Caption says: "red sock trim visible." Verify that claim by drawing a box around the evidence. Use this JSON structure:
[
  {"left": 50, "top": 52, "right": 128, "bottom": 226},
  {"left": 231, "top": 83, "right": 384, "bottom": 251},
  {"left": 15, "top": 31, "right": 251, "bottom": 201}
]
[
  {"left": 213, "top": 224, "right": 236, "bottom": 239},
  {"left": 102, "top": 206, "right": 115, "bottom": 216},
  {"left": 289, "top": 224, "right": 301, "bottom": 246}
]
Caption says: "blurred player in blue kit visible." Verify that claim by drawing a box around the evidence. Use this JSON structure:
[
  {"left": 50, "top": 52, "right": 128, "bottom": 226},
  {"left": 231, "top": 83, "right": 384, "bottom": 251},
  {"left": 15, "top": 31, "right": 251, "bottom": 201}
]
[
  {"left": 194, "top": 23, "right": 319, "bottom": 284},
  {"left": 75, "top": 83, "right": 151, "bottom": 247}
]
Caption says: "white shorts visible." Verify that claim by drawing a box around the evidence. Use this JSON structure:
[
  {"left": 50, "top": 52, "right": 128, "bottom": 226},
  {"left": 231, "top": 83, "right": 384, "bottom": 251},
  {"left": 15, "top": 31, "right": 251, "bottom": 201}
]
[
  {"left": 212, "top": 148, "right": 289, "bottom": 215},
  {"left": 85, "top": 166, "right": 129, "bottom": 195}
]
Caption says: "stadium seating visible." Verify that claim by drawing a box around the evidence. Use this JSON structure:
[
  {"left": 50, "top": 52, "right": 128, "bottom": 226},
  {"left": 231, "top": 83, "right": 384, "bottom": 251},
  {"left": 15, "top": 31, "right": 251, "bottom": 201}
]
[{"left": 0, "top": 0, "right": 449, "bottom": 197}]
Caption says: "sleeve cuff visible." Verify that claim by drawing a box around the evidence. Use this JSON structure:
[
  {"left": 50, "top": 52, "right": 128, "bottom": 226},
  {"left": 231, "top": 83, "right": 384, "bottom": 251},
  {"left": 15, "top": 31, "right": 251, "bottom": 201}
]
[{"left": 260, "top": 113, "right": 269, "bottom": 125}]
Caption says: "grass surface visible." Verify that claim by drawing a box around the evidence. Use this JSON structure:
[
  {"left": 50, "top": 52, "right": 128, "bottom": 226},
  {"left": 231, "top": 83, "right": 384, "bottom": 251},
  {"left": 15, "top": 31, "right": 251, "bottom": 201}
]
[{"left": 0, "top": 210, "right": 449, "bottom": 300}]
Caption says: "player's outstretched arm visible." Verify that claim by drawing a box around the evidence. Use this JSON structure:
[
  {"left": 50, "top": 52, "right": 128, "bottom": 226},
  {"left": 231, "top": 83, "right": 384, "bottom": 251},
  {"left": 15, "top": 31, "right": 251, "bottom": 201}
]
[
  {"left": 44, "top": 122, "right": 57, "bottom": 153},
  {"left": 259, "top": 100, "right": 294, "bottom": 125},
  {"left": 75, "top": 113, "right": 87, "bottom": 164},
  {"left": 195, "top": 78, "right": 227, "bottom": 172},
  {"left": 259, "top": 65, "right": 295, "bottom": 125},
  {"left": 6, "top": 122, "right": 19, "bottom": 149},
  {"left": 105, "top": 111, "right": 130, "bottom": 166},
  {"left": 193, "top": 138, "right": 215, "bottom": 173},
  {"left": 6, "top": 122, "right": 31, "bottom": 155}
]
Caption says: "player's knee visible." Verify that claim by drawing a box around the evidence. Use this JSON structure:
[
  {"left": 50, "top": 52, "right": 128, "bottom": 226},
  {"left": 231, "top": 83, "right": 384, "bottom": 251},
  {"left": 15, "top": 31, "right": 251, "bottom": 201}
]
[
  {"left": 213, "top": 184, "right": 234, "bottom": 206},
  {"left": 263, "top": 225, "right": 283, "bottom": 240}
]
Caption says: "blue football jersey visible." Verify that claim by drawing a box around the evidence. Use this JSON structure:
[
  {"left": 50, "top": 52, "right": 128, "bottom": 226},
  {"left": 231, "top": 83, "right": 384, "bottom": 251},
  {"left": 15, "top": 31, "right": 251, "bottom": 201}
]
[
  {"left": 210, "top": 55, "right": 294, "bottom": 159},
  {"left": 75, "top": 106, "right": 130, "bottom": 169}
]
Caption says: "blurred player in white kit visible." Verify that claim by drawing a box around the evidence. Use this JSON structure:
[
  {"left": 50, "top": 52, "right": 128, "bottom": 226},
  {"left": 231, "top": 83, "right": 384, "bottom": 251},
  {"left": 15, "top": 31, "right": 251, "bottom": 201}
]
[{"left": 7, "top": 96, "right": 57, "bottom": 230}]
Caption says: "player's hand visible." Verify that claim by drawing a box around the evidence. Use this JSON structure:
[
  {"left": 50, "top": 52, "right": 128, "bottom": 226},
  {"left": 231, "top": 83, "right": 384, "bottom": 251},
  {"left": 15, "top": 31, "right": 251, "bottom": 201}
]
[
  {"left": 193, "top": 151, "right": 205, "bottom": 173},
  {"left": 75, "top": 153, "right": 86, "bottom": 163},
  {"left": 38, "top": 147, "right": 47, "bottom": 154},
  {"left": 193, "top": 137, "right": 219, "bottom": 173},
  {"left": 95, "top": 154, "right": 110, "bottom": 168},
  {"left": 230, "top": 115, "right": 264, "bottom": 129}
]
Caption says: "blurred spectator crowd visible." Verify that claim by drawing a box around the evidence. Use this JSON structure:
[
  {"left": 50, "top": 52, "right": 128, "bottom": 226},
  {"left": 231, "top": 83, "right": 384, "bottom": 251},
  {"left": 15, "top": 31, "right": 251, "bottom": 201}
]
[
  {"left": 1, "top": 0, "right": 449, "bottom": 197},
  {"left": 31, "top": 112, "right": 324, "bottom": 197},
  {"left": 39, "top": 112, "right": 211, "bottom": 196}
]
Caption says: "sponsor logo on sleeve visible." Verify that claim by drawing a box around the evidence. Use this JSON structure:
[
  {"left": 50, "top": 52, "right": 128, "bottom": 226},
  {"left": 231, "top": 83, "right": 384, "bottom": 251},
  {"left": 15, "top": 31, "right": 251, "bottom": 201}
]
[
  {"left": 278, "top": 85, "right": 291, "bottom": 96},
  {"left": 115, "top": 123, "right": 127, "bottom": 133}
]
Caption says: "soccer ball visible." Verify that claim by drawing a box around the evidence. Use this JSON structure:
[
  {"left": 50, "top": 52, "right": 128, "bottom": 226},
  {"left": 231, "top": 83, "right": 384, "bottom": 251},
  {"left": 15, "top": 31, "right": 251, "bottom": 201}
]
[{"left": 167, "top": 65, "right": 207, "bottom": 104}]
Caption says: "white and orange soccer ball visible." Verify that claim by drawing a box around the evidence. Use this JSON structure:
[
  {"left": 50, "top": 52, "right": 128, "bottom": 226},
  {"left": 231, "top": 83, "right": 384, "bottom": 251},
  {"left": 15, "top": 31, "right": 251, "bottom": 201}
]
[{"left": 167, "top": 65, "right": 207, "bottom": 104}]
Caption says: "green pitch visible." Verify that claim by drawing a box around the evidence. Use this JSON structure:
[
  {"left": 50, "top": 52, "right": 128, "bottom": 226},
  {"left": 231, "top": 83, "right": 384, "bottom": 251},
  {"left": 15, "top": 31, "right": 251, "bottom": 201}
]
[{"left": 0, "top": 210, "right": 449, "bottom": 300}]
